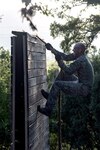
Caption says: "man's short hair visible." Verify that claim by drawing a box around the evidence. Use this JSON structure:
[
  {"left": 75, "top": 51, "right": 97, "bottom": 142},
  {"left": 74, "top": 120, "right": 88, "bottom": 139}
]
[{"left": 74, "top": 42, "right": 86, "bottom": 51}]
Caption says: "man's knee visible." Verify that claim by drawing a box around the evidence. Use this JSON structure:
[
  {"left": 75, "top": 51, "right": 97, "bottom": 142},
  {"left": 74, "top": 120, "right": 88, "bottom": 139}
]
[
  {"left": 54, "top": 81, "right": 60, "bottom": 87},
  {"left": 54, "top": 81, "right": 64, "bottom": 90},
  {"left": 81, "top": 85, "right": 91, "bottom": 97},
  {"left": 55, "top": 70, "right": 64, "bottom": 81}
]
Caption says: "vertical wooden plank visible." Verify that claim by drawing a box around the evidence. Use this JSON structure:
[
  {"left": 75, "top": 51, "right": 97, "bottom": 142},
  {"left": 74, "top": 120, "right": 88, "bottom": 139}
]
[
  {"left": 11, "top": 32, "right": 26, "bottom": 150},
  {"left": 11, "top": 31, "right": 49, "bottom": 150},
  {"left": 22, "top": 34, "right": 29, "bottom": 150},
  {"left": 11, "top": 36, "right": 16, "bottom": 150},
  {"left": 14, "top": 34, "right": 25, "bottom": 150},
  {"left": 27, "top": 34, "right": 49, "bottom": 150}
]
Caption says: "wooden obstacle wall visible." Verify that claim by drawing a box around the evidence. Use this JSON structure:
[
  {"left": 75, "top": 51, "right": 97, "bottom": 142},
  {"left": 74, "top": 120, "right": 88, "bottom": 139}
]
[{"left": 11, "top": 31, "right": 49, "bottom": 150}]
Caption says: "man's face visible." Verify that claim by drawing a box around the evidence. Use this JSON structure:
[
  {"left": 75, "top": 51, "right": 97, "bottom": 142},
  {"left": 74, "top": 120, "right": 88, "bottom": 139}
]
[{"left": 73, "top": 46, "right": 82, "bottom": 57}]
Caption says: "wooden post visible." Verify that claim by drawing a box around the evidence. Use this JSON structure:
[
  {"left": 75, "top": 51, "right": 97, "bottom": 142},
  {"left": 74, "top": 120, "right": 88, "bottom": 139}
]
[
  {"left": 58, "top": 91, "right": 62, "bottom": 150},
  {"left": 11, "top": 31, "right": 49, "bottom": 150}
]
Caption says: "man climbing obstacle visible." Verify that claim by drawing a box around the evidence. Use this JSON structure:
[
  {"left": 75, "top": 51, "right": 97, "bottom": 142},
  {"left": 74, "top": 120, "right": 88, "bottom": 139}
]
[{"left": 38, "top": 42, "right": 94, "bottom": 117}]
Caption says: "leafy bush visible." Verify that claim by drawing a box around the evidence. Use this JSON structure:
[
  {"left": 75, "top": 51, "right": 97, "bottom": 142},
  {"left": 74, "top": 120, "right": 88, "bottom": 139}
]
[
  {"left": 0, "top": 47, "right": 11, "bottom": 148},
  {"left": 48, "top": 54, "right": 100, "bottom": 149},
  {"left": 47, "top": 61, "right": 59, "bottom": 89}
]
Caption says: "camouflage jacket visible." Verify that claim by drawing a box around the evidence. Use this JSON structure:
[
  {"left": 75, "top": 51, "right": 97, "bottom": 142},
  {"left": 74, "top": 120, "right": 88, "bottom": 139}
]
[{"left": 56, "top": 51, "right": 94, "bottom": 87}]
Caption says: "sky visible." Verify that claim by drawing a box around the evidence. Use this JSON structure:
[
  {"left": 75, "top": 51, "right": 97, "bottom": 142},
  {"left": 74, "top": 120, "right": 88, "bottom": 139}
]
[
  {"left": 0, "top": 0, "right": 100, "bottom": 58},
  {"left": 0, "top": 0, "right": 62, "bottom": 60}
]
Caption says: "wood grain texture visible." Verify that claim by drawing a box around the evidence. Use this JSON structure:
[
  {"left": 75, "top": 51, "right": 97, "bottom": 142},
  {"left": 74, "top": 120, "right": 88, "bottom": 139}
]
[
  {"left": 11, "top": 32, "right": 49, "bottom": 150},
  {"left": 27, "top": 34, "right": 49, "bottom": 150}
]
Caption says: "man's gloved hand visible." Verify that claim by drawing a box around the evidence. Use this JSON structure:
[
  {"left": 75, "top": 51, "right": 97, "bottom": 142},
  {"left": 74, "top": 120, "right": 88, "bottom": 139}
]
[
  {"left": 45, "top": 43, "right": 53, "bottom": 51},
  {"left": 55, "top": 54, "right": 62, "bottom": 61}
]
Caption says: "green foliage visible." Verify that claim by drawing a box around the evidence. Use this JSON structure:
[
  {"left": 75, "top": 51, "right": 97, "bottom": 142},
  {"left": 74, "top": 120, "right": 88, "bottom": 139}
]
[
  {"left": 50, "top": 15, "right": 100, "bottom": 53},
  {"left": 0, "top": 47, "right": 11, "bottom": 147},
  {"left": 90, "top": 54, "right": 100, "bottom": 150},
  {"left": 49, "top": 133, "right": 58, "bottom": 150},
  {"left": 47, "top": 61, "right": 59, "bottom": 89},
  {"left": 21, "top": 1, "right": 54, "bottom": 31},
  {"left": 49, "top": 0, "right": 100, "bottom": 53},
  {"left": 21, "top": 0, "right": 100, "bottom": 149},
  {"left": 61, "top": 95, "right": 94, "bottom": 149},
  {"left": 47, "top": 61, "right": 59, "bottom": 149},
  {"left": 21, "top": 0, "right": 100, "bottom": 48},
  {"left": 48, "top": 54, "right": 100, "bottom": 149},
  {"left": 50, "top": 17, "right": 86, "bottom": 52},
  {"left": 92, "top": 53, "right": 100, "bottom": 74},
  {"left": 79, "top": 0, "right": 100, "bottom": 5}
]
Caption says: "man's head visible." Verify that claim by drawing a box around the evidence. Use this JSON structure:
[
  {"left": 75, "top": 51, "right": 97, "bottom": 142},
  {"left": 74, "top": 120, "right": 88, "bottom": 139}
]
[{"left": 73, "top": 42, "right": 86, "bottom": 57}]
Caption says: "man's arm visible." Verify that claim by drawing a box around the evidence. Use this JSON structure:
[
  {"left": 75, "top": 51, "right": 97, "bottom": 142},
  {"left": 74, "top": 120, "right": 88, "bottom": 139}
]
[
  {"left": 57, "top": 59, "right": 81, "bottom": 75},
  {"left": 52, "top": 48, "right": 76, "bottom": 61},
  {"left": 45, "top": 43, "right": 76, "bottom": 61}
]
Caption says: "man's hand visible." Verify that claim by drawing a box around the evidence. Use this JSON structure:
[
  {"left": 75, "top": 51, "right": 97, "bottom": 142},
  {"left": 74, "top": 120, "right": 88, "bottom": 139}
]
[
  {"left": 55, "top": 54, "right": 63, "bottom": 69},
  {"left": 45, "top": 43, "right": 53, "bottom": 51},
  {"left": 55, "top": 54, "right": 62, "bottom": 61}
]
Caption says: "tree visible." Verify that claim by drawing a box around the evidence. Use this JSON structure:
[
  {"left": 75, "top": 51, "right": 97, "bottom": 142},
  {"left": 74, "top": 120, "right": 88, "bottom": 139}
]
[
  {"left": 45, "top": 1, "right": 100, "bottom": 148},
  {"left": 50, "top": 0, "right": 100, "bottom": 52},
  {"left": 21, "top": 0, "right": 54, "bottom": 31},
  {"left": 20, "top": 0, "right": 100, "bottom": 149},
  {"left": 0, "top": 47, "right": 10, "bottom": 148},
  {"left": 90, "top": 51, "right": 100, "bottom": 150},
  {"left": 47, "top": 54, "right": 100, "bottom": 150},
  {"left": 75, "top": 0, "right": 100, "bottom": 5},
  {"left": 20, "top": 0, "right": 100, "bottom": 53},
  {"left": 22, "top": 0, "right": 31, "bottom": 6},
  {"left": 47, "top": 61, "right": 59, "bottom": 89}
]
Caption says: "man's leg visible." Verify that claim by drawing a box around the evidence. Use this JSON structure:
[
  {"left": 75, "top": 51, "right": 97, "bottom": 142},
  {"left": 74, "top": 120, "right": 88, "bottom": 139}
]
[
  {"left": 45, "top": 81, "right": 81, "bottom": 111},
  {"left": 38, "top": 81, "right": 80, "bottom": 117},
  {"left": 41, "top": 70, "right": 78, "bottom": 99},
  {"left": 55, "top": 69, "right": 78, "bottom": 82},
  {"left": 38, "top": 80, "right": 90, "bottom": 116},
  {"left": 38, "top": 70, "right": 78, "bottom": 116},
  {"left": 55, "top": 81, "right": 90, "bottom": 97},
  {"left": 38, "top": 81, "right": 60, "bottom": 116}
]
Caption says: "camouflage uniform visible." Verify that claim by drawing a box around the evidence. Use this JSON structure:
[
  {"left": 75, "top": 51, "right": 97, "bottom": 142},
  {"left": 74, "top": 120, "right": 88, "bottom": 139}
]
[{"left": 45, "top": 51, "right": 94, "bottom": 112}]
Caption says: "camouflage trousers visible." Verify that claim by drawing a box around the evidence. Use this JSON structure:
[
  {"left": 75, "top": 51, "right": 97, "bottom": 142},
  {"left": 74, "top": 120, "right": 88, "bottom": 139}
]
[{"left": 46, "top": 70, "right": 90, "bottom": 111}]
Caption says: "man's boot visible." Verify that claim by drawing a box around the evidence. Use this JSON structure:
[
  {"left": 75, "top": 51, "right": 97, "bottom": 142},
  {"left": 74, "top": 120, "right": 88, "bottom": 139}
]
[
  {"left": 41, "top": 89, "right": 49, "bottom": 99},
  {"left": 37, "top": 105, "right": 51, "bottom": 117}
]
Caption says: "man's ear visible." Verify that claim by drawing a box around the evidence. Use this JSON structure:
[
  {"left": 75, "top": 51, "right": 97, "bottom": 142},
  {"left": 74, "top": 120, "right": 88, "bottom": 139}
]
[{"left": 79, "top": 49, "right": 82, "bottom": 53}]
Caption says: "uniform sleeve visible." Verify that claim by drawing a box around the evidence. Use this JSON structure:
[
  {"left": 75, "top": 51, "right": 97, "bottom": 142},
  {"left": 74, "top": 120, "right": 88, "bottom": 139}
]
[
  {"left": 51, "top": 49, "right": 76, "bottom": 61},
  {"left": 57, "top": 59, "right": 81, "bottom": 75}
]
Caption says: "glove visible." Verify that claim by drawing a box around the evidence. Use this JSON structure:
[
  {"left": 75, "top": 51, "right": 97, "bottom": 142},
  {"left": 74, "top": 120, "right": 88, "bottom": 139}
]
[
  {"left": 55, "top": 54, "right": 62, "bottom": 61},
  {"left": 45, "top": 43, "right": 53, "bottom": 50}
]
